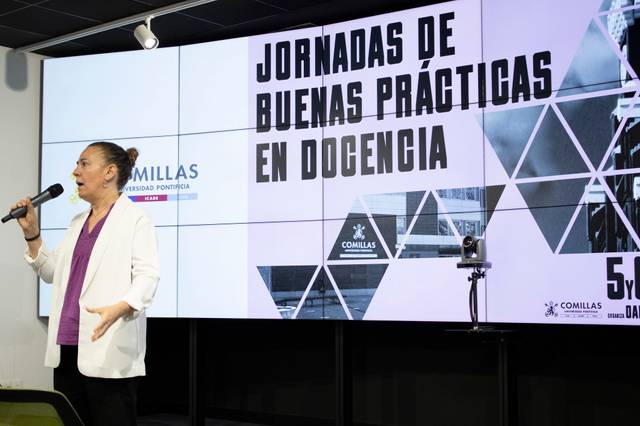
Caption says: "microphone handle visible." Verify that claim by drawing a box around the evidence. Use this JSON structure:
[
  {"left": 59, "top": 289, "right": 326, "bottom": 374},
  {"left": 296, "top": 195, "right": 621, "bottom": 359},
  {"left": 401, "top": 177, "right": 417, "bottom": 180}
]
[
  {"left": 7, "top": 206, "right": 27, "bottom": 220},
  {"left": 2, "top": 191, "right": 53, "bottom": 223}
]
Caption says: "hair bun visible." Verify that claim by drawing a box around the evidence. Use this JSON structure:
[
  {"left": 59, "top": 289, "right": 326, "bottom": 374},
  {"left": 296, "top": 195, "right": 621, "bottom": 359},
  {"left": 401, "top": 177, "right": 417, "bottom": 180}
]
[{"left": 126, "top": 147, "right": 139, "bottom": 167}]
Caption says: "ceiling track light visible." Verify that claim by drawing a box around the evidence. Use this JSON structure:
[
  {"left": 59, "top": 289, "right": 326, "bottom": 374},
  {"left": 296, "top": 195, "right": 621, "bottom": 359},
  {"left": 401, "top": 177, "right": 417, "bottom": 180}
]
[
  {"left": 134, "top": 16, "right": 159, "bottom": 50},
  {"left": 18, "top": 0, "right": 221, "bottom": 53}
]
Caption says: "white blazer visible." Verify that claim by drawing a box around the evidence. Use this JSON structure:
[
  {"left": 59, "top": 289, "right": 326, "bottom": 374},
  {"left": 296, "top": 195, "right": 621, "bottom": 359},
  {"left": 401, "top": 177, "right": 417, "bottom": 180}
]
[{"left": 25, "top": 193, "right": 160, "bottom": 378}]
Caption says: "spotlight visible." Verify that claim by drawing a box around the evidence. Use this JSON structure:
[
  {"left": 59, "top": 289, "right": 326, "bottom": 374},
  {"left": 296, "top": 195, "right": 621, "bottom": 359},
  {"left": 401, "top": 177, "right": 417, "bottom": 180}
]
[
  {"left": 457, "top": 235, "right": 491, "bottom": 269},
  {"left": 134, "top": 16, "right": 159, "bottom": 50}
]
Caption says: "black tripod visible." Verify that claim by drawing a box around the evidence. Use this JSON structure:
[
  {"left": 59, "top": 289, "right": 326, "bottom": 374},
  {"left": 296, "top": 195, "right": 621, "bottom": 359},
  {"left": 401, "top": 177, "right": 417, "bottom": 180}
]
[{"left": 467, "top": 267, "right": 486, "bottom": 331}]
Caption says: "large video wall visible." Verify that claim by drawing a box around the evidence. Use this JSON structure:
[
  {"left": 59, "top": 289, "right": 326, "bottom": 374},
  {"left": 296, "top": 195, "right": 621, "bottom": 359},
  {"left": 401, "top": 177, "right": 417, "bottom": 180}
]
[{"left": 39, "top": 0, "right": 640, "bottom": 324}]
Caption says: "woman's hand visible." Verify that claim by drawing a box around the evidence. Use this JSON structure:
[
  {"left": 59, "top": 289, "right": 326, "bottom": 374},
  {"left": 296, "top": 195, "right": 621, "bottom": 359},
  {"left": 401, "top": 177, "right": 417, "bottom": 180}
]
[
  {"left": 85, "top": 301, "right": 134, "bottom": 341},
  {"left": 10, "top": 197, "right": 39, "bottom": 239}
]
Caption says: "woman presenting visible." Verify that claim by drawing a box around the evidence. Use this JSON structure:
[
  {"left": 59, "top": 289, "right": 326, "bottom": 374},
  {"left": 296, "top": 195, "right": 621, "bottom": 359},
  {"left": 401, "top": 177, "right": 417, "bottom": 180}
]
[{"left": 11, "top": 141, "right": 160, "bottom": 426}]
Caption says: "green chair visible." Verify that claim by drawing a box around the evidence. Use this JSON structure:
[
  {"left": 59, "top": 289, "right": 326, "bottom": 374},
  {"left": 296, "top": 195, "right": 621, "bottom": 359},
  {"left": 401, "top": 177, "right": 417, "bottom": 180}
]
[{"left": 0, "top": 388, "right": 83, "bottom": 426}]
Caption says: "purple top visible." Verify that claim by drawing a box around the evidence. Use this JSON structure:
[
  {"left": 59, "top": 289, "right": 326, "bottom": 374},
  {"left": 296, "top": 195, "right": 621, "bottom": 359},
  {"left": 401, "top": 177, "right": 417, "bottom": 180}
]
[{"left": 56, "top": 206, "right": 113, "bottom": 345}]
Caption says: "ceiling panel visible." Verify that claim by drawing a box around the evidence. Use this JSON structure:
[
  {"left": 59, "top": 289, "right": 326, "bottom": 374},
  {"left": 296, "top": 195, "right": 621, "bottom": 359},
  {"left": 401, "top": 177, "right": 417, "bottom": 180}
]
[
  {"left": 33, "top": 39, "right": 93, "bottom": 57},
  {"left": 41, "top": 0, "right": 152, "bottom": 23},
  {"left": 147, "top": 14, "right": 223, "bottom": 46},
  {"left": 70, "top": 27, "right": 140, "bottom": 54},
  {"left": 184, "top": 0, "right": 282, "bottom": 26},
  {"left": 130, "top": 0, "right": 189, "bottom": 7},
  {"left": 12, "top": 0, "right": 53, "bottom": 4},
  {"left": 0, "top": 5, "right": 94, "bottom": 37},
  {"left": 0, "top": 24, "right": 47, "bottom": 48},
  {"left": 256, "top": 0, "right": 331, "bottom": 12},
  {"left": 0, "top": 1, "right": 31, "bottom": 16}
]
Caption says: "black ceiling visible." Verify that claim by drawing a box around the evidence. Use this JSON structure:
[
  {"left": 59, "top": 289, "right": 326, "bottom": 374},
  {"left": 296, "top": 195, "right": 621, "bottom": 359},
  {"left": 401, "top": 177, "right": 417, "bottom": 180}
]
[{"left": 0, "top": 0, "right": 446, "bottom": 58}]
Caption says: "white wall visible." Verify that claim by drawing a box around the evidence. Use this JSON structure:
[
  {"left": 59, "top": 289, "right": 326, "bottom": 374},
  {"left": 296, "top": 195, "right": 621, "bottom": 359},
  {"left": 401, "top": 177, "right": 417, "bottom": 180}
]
[{"left": 0, "top": 45, "right": 51, "bottom": 389}]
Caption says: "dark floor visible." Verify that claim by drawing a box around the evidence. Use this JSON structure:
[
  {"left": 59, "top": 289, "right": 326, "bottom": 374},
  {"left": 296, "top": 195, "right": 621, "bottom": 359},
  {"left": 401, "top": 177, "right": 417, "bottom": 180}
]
[{"left": 138, "top": 414, "right": 267, "bottom": 426}]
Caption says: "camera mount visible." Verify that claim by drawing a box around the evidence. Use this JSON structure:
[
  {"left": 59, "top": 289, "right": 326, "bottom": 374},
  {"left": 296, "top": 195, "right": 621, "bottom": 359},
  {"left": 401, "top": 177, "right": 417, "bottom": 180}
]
[
  {"left": 457, "top": 236, "right": 491, "bottom": 331},
  {"left": 466, "top": 266, "right": 485, "bottom": 331}
]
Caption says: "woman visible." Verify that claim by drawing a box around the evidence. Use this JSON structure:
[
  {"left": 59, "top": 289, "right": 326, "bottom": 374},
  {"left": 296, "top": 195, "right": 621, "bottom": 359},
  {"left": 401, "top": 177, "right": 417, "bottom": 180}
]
[{"left": 11, "top": 141, "right": 160, "bottom": 426}]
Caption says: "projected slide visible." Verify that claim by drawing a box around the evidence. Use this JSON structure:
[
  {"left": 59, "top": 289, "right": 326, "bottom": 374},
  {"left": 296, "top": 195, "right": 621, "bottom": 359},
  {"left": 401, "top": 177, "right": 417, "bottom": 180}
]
[{"left": 39, "top": 0, "right": 640, "bottom": 325}]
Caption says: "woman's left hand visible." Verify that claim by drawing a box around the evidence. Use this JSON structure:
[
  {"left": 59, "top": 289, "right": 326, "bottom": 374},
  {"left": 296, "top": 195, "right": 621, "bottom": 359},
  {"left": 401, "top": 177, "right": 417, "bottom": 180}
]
[{"left": 85, "top": 301, "right": 134, "bottom": 342}]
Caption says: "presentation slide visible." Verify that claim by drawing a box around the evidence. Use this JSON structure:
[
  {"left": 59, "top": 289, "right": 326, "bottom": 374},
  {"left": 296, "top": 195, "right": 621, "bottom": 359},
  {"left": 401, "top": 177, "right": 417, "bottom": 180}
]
[{"left": 39, "top": 0, "right": 640, "bottom": 324}]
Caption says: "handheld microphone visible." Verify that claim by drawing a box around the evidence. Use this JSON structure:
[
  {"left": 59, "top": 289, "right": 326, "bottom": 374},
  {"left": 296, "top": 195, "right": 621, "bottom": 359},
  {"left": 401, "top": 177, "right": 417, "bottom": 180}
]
[{"left": 2, "top": 183, "right": 64, "bottom": 223}]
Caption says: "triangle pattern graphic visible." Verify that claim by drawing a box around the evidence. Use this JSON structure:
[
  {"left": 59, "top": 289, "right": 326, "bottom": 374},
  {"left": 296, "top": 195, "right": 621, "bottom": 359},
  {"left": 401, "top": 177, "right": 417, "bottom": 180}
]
[
  {"left": 605, "top": 92, "right": 640, "bottom": 172},
  {"left": 607, "top": 127, "right": 639, "bottom": 172},
  {"left": 328, "top": 212, "right": 388, "bottom": 261},
  {"left": 559, "top": 205, "right": 591, "bottom": 254},
  {"left": 363, "top": 191, "right": 425, "bottom": 257},
  {"left": 604, "top": 173, "right": 635, "bottom": 205},
  {"left": 398, "top": 192, "right": 458, "bottom": 258},
  {"left": 517, "top": 107, "right": 589, "bottom": 178},
  {"left": 599, "top": 0, "right": 613, "bottom": 12},
  {"left": 485, "top": 185, "right": 506, "bottom": 227},
  {"left": 258, "top": 265, "right": 318, "bottom": 318},
  {"left": 556, "top": 93, "right": 621, "bottom": 168},
  {"left": 480, "top": 105, "right": 544, "bottom": 177},
  {"left": 558, "top": 19, "right": 622, "bottom": 96},
  {"left": 517, "top": 178, "right": 590, "bottom": 211},
  {"left": 528, "top": 205, "right": 584, "bottom": 253},
  {"left": 599, "top": 10, "right": 640, "bottom": 81},
  {"left": 517, "top": 178, "right": 590, "bottom": 251},
  {"left": 413, "top": 191, "right": 440, "bottom": 232},
  {"left": 328, "top": 264, "right": 388, "bottom": 320},
  {"left": 604, "top": 173, "right": 640, "bottom": 250},
  {"left": 347, "top": 197, "right": 367, "bottom": 215},
  {"left": 560, "top": 195, "right": 640, "bottom": 254},
  {"left": 296, "top": 267, "right": 349, "bottom": 320},
  {"left": 436, "top": 187, "right": 484, "bottom": 214},
  {"left": 436, "top": 186, "right": 485, "bottom": 236},
  {"left": 369, "top": 213, "right": 398, "bottom": 257}
]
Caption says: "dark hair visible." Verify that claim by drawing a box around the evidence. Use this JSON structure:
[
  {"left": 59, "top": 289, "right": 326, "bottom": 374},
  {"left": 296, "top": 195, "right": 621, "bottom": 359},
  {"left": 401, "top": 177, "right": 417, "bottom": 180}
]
[{"left": 88, "top": 141, "right": 139, "bottom": 190}]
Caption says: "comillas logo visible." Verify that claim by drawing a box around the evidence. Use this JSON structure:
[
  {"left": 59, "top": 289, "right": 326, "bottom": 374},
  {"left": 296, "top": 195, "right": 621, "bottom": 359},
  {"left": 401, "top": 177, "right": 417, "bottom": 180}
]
[
  {"left": 342, "top": 241, "right": 377, "bottom": 249},
  {"left": 559, "top": 302, "right": 602, "bottom": 310},
  {"left": 126, "top": 163, "right": 199, "bottom": 203},
  {"left": 353, "top": 224, "right": 366, "bottom": 240},
  {"left": 545, "top": 300, "right": 603, "bottom": 319},
  {"left": 341, "top": 223, "right": 376, "bottom": 249},
  {"left": 132, "top": 164, "right": 199, "bottom": 182}
]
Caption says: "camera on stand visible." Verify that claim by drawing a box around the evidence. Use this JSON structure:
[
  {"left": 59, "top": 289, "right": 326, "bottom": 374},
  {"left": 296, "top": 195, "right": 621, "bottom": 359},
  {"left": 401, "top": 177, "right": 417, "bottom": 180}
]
[
  {"left": 457, "top": 235, "right": 491, "bottom": 269},
  {"left": 457, "top": 236, "right": 491, "bottom": 331}
]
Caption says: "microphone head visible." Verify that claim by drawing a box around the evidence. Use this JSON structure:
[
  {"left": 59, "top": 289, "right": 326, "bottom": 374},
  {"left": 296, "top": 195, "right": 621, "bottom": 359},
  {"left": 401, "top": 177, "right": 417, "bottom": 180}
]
[{"left": 47, "top": 183, "right": 64, "bottom": 198}]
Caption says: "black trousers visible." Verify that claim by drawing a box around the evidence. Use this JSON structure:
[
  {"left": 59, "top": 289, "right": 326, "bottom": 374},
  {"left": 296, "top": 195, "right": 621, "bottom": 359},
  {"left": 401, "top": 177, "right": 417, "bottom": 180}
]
[{"left": 54, "top": 345, "right": 139, "bottom": 426}]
